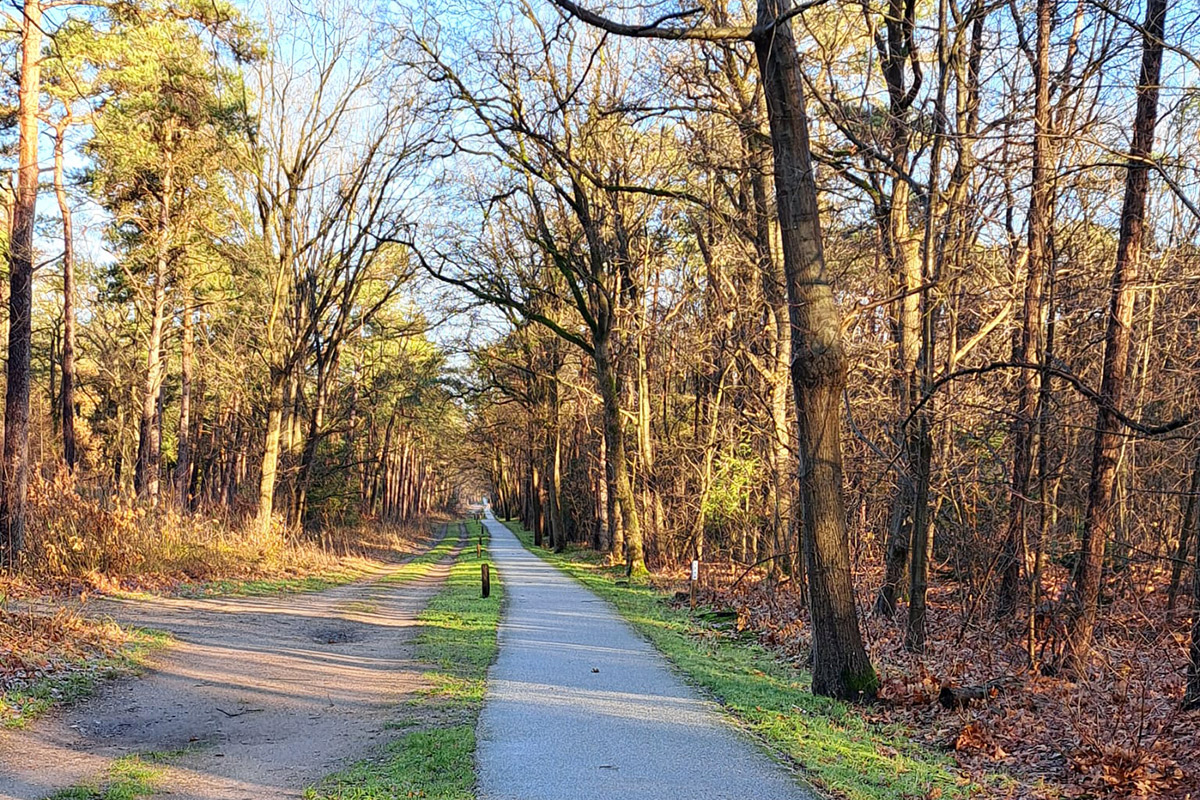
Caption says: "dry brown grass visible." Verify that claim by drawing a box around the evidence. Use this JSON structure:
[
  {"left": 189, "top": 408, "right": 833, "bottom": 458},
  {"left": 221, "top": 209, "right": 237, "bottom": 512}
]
[
  {"left": 2, "top": 473, "right": 443, "bottom": 598},
  {"left": 0, "top": 605, "right": 132, "bottom": 685}
]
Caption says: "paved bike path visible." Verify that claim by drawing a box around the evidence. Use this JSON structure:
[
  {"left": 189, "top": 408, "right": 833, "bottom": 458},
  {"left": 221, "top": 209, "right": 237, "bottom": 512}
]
[{"left": 475, "top": 513, "right": 811, "bottom": 800}]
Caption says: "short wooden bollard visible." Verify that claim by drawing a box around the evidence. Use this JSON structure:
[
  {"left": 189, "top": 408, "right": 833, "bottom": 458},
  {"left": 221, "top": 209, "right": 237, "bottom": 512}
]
[
  {"left": 481, "top": 563, "right": 491, "bottom": 598},
  {"left": 690, "top": 559, "right": 699, "bottom": 609},
  {"left": 476, "top": 540, "right": 482, "bottom": 559}
]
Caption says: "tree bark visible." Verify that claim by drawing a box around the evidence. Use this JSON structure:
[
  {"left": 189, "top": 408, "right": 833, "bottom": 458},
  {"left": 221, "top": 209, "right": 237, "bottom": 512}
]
[
  {"left": 0, "top": 0, "right": 41, "bottom": 569},
  {"left": 596, "top": 429, "right": 610, "bottom": 550},
  {"left": 596, "top": 323, "right": 644, "bottom": 574},
  {"left": 53, "top": 118, "right": 78, "bottom": 474},
  {"left": 135, "top": 165, "right": 172, "bottom": 504},
  {"left": 175, "top": 278, "right": 194, "bottom": 506},
  {"left": 1000, "top": 0, "right": 1054, "bottom": 616},
  {"left": 754, "top": 0, "right": 876, "bottom": 699},
  {"left": 257, "top": 367, "right": 287, "bottom": 532},
  {"left": 905, "top": 0, "right": 949, "bottom": 651},
  {"left": 1065, "top": 0, "right": 1167, "bottom": 674},
  {"left": 546, "top": 374, "right": 567, "bottom": 551},
  {"left": 873, "top": 0, "right": 923, "bottom": 618}
]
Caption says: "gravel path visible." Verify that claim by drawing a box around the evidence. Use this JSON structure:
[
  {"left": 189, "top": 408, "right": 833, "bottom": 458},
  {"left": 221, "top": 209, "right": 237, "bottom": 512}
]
[
  {"left": 475, "top": 513, "right": 812, "bottom": 800},
  {"left": 0, "top": 535, "right": 459, "bottom": 800}
]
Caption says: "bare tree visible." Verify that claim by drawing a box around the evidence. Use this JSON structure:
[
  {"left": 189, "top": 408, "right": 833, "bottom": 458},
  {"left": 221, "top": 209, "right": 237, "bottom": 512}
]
[
  {"left": 547, "top": 0, "right": 878, "bottom": 700},
  {"left": 1064, "top": 0, "right": 1169, "bottom": 675}
]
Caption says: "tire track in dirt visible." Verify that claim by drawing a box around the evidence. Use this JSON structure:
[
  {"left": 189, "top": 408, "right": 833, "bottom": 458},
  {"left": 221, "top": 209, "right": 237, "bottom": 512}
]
[{"left": 0, "top": 529, "right": 463, "bottom": 800}]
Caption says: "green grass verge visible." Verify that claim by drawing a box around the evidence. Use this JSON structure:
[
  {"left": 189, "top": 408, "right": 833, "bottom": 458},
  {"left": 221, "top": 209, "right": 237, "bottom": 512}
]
[
  {"left": 378, "top": 525, "right": 464, "bottom": 586},
  {"left": 44, "top": 753, "right": 166, "bottom": 800},
  {"left": 503, "top": 520, "right": 975, "bottom": 800},
  {"left": 175, "top": 572, "right": 367, "bottom": 598},
  {"left": 3, "top": 628, "right": 171, "bottom": 730},
  {"left": 305, "top": 517, "right": 501, "bottom": 800}
]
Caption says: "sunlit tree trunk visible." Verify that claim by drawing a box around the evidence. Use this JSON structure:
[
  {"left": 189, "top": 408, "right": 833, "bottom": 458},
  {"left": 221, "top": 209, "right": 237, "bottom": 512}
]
[
  {"left": 595, "top": 322, "right": 643, "bottom": 574},
  {"left": 135, "top": 164, "right": 172, "bottom": 505},
  {"left": 52, "top": 119, "right": 79, "bottom": 474},
  {"left": 257, "top": 367, "right": 286, "bottom": 531},
  {"left": 175, "top": 275, "right": 195, "bottom": 506},
  {"left": 754, "top": 0, "right": 876, "bottom": 699},
  {"left": 0, "top": 0, "right": 42, "bottom": 568}
]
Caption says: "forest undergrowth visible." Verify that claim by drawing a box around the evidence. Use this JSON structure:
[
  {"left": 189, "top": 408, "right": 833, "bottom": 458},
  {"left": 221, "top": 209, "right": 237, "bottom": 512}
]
[
  {"left": 703, "top": 559, "right": 1194, "bottom": 799},
  {"left": 1, "top": 473, "right": 441, "bottom": 598}
]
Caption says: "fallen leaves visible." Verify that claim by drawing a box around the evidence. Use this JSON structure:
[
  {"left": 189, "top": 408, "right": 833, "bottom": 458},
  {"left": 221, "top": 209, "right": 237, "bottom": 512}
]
[
  {"left": 684, "top": 558, "right": 1200, "bottom": 800},
  {"left": 0, "top": 603, "right": 136, "bottom": 724}
]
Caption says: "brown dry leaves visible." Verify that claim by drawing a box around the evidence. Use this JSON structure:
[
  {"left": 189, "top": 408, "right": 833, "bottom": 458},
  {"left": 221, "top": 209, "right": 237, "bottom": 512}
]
[
  {"left": 0, "top": 604, "right": 134, "bottom": 721},
  {"left": 694, "top": 561, "right": 1198, "bottom": 800}
]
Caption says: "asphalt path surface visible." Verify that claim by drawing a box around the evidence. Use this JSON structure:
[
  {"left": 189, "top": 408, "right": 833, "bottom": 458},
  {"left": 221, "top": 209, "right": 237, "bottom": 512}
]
[{"left": 475, "top": 512, "right": 812, "bottom": 800}]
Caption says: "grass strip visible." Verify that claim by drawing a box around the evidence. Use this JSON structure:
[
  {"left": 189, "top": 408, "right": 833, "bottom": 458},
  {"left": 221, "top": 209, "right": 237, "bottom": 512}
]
[
  {"left": 305, "top": 517, "right": 501, "bottom": 800},
  {"left": 175, "top": 524, "right": 459, "bottom": 598},
  {"left": 503, "top": 520, "right": 976, "bottom": 800},
  {"left": 44, "top": 753, "right": 166, "bottom": 800},
  {"left": 379, "top": 525, "right": 463, "bottom": 586},
  {"left": 3, "top": 628, "right": 170, "bottom": 730}
]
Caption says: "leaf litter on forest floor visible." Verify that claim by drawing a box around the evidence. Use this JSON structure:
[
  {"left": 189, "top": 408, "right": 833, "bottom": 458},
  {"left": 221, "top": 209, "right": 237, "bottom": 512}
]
[{"left": 689, "top": 559, "right": 1197, "bottom": 800}]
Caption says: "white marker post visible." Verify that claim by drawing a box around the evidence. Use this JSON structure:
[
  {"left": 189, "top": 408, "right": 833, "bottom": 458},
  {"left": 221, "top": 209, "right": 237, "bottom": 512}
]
[{"left": 690, "top": 559, "right": 699, "bottom": 609}]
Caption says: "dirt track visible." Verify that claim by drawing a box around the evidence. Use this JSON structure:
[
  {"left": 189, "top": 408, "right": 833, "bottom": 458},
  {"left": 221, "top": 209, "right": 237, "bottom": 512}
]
[{"left": 0, "top": 542, "right": 457, "bottom": 800}]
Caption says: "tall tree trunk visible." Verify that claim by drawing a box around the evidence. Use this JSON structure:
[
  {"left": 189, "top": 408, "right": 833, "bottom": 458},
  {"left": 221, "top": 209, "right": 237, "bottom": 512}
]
[
  {"left": 596, "top": 429, "right": 610, "bottom": 550},
  {"left": 595, "top": 324, "right": 644, "bottom": 574},
  {"left": 546, "top": 375, "right": 567, "bottom": 551},
  {"left": 257, "top": 367, "right": 287, "bottom": 532},
  {"left": 175, "top": 278, "right": 194, "bottom": 506},
  {"left": 635, "top": 322, "right": 663, "bottom": 561},
  {"left": 754, "top": 0, "right": 876, "bottom": 699},
  {"left": 1065, "top": 0, "right": 1167, "bottom": 674},
  {"left": 905, "top": 0, "right": 949, "bottom": 652},
  {"left": 1000, "top": 0, "right": 1054, "bottom": 616},
  {"left": 874, "top": 0, "right": 922, "bottom": 619},
  {"left": 53, "top": 119, "right": 78, "bottom": 474},
  {"left": 135, "top": 165, "right": 171, "bottom": 504},
  {"left": 0, "top": 0, "right": 41, "bottom": 568}
]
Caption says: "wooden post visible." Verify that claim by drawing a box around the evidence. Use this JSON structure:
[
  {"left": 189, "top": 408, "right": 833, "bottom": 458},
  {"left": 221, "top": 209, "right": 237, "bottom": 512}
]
[
  {"left": 690, "top": 560, "right": 699, "bottom": 609},
  {"left": 481, "top": 563, "right": 491, "bottom": 598},
  {"left": 476, "top": 539, "right": 481, "bottom": 559}
]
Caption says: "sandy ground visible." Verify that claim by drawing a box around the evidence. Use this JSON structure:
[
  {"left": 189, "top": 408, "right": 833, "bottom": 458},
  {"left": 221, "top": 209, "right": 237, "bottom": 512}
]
[{"left": 0, "top": 541, "right": 458, "bottom": 800}]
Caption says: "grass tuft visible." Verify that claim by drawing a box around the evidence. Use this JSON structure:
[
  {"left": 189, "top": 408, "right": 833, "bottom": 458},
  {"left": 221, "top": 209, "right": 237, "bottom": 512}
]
[{"left": 44, "top": 754, "right": 163, "bottom": 800}]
